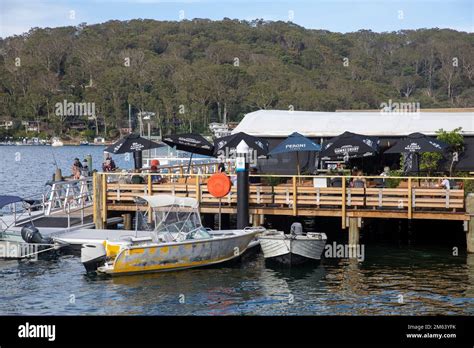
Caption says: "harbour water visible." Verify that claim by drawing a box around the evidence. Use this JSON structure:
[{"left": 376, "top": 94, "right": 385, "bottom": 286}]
[{"left": 0, "top": 146, "right": 473, "bottom": 315}]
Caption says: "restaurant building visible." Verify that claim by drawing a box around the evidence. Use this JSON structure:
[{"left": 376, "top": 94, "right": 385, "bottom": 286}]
[{"left": 232, "top": 109, "right": 474, "bottom": 174}]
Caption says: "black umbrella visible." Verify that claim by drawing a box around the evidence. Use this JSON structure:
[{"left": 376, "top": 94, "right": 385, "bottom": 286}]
[
  {"left": 320, "top": 131, "right": 379, "bottom": 160},
  {"left": 104, "top": 133, "right": 164, "bottom": 169},
  {"left": 213, "top": 132, "right": 269, "bottom": 158},
  {"left": 162, "top": 133, "right": 215, "bottom": 178},
  {"left": 162, "top": 133, "right": 214, "bottom": 156},
  {"left": 384, "top": 132, "right": 448, "bottom": 154},
  {"left": 384, "top": 133, "right": 448, "bottom": 175}
]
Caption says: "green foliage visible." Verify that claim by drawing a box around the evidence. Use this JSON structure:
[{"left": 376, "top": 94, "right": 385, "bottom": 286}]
[
  {"left": 385, "top": 170, "right": 403, "bottom": 188},
  {"left": 419, "top": 127, "right": 465, "bottom": 175},
  {"left": 0, "top": 21, "right": 472, "bottom": 139}
]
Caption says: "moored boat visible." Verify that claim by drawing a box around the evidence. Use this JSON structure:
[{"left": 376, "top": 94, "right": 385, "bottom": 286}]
[
  {"left": 258, "top": 223, "right": 327, "bottom": 266},
  {"left": 77, "top": 195, "right": 263, "bottom": 275},
  {"left": 51, "top": 137, "right": 64, "bottom": 147}
]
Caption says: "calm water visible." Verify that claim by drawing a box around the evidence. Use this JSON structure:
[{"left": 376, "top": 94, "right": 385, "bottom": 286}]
[{"left": 0, "top": 146, "right": 473, "bottom": 315}]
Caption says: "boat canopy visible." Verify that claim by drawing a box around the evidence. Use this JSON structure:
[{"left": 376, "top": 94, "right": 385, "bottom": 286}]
[
  {"left": 141, "top": 195, "right": 199, "bottom": 209},
  {"left": 0, "top": 195, "right": 23, "bottom": 208}
]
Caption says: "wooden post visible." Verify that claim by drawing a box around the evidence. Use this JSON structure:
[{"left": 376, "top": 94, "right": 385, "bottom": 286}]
[
  {"left": 466, "top": 194, "right": 474, "bottom": 253},
  {"left": 408, "top": 177, "right": 413, "bottom": 219},
  {"left": 195, "top": 175, "right": 201, "bottom": 204},
  {"left": 147, "top": 175, "right": 153, "bottom": 223},
  {"left": 122, "top": 213, "right": 132, "bottom": 230},
  {"left": 101, "top": 174, "right": 107, "bottom": 223},
  {"left": 348, "top": 217, "right": 360, "bottom": 249},
  {"left": 93, "top": 173, "right": 104, "bottom": 229},
  {"left": 292, "top": 176, "right": 297, "bottom": 216},
  {"left": 341, "top": 176, "right": 346, "bottom": 229}
]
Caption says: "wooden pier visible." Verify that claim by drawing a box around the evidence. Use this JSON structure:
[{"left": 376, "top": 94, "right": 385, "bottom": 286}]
[{"left": 92, "top": 165, "right": 474, "bottom": 252}]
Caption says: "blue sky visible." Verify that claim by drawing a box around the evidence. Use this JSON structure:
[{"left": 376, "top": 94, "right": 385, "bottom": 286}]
[{"left": 0, "top": 0, "right": 472, "bottom": 38}]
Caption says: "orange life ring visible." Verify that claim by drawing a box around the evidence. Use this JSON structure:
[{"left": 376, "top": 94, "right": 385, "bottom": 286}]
[{"left": 207, "top": 173, "right": 231, "bottom": 198}]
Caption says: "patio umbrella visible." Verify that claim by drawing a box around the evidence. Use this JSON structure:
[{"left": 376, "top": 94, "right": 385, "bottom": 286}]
[
  {"left": 213, "top": 132, "right": 269, "bottom": 157},
  {"left": 268, "top": 132, "right": 321, "bottom": 176},
  {"left": 384, "top": 132, "right": 448, "bottom": 175},
  {"left": 162, "top": 133, "right": 215, "bottom": 178},
  {"left": 104, "top": 133, "right": 164, "bottom": 169},
  {"left": 384, "top": 132, "right": 448, "bottom": 154},
  {"left": 320, "top": 131, "right": 379, "bottom": 160}
]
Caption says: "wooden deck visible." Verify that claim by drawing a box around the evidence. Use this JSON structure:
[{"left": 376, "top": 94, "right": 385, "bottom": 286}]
[{"left": 93, "top": 172, "right": 473, "bottom": 228}]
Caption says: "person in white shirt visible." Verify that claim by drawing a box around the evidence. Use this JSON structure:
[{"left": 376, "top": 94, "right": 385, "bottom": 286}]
[{"left": 438, "top": 177, "right": 450, "bottom": 190}]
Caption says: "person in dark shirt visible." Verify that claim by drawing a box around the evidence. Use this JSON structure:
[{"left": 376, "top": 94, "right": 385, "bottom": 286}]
[
  {"left": 131, "top": 169, "right": 145, "bottom": 184},
  {"left": 249, "top": 167, "right": 261, "bottom": 184}
]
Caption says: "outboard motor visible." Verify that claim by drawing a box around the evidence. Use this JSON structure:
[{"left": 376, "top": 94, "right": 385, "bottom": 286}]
[
  {"left": 290, "top": 222, "right": 304, "bottom": 236},
  {"left": 81, "top": 243, "right": 107, "bottom": 273},
  {"left": 20, "top": 224, "right": 57, "bottom": 260},
  {"left": 21, "top": 224, "right": 53, "bottom": 245}
]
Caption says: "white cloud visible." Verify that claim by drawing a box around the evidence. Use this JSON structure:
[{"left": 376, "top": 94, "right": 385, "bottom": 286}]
[{"left": 0, "top": 1, "right": 77, "bottom": 38}]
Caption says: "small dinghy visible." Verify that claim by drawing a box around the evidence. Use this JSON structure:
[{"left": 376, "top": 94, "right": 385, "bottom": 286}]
[
  {"left": 79, "top": 195, "right": 263, "bottom": 276},
  {"left": 258, "top": 223, "right": 327, "bottom": 266}
]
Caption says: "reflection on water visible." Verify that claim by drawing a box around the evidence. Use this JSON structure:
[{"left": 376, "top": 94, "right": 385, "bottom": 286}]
[
  {"left": 0, "top": 246, "right": 472, "bottom": 315},
  {"left": 0, "top": 147, "right": 473, "bottom": 315}
]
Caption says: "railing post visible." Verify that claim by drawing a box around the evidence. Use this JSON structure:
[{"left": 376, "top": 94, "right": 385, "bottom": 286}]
[
  {"left": 408, "top": 177, "right": 413, "bottom": 219},
  {"left": 195, "top": 175, "right": 201, "bottom": 205},
  {"left": 292, "top": 176, "right": 297, "bottom": 216},
  {"left": 341, "top": 175, "right": 346, "bottom": 229},
  {"left": 102, "top": 173, "right": 107, "bottom": 223}
]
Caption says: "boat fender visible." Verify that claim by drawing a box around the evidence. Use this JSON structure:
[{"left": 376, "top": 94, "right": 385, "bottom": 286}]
[
  {"left": 207, "top": 173, "right": 231, "bottom": 198},
  {"left": 21, "top": 224, "right": 53, "bottom": 244}
]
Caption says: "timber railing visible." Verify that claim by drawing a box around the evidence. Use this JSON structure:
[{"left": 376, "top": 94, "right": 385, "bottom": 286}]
[{"left": 93, "top": 171, "right": 474, "bottom": 228}]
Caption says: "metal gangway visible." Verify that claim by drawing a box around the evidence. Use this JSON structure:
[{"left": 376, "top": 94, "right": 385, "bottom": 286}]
[{"left": 0, "top": 177, "right": 94, "bottom": 230}]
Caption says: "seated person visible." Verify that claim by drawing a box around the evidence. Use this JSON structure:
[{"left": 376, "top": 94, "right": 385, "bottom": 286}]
[
  {"left": 249, "top": 167, "right": 261, "bottom": 184},
  {"left": 150, "top": 165, "right": 162, "bottom": 183},
  {"left": 352, "top": 171, "right": 366, "bottom": 188},
  {"left": 330, "top": 176, "right": 343, "bottom": 187},
  {"left": 437, "top": 177, "right": 451, "bottom": 190},
  {"left": 131, "top": 169, "right": 145, "bottom": 184}
]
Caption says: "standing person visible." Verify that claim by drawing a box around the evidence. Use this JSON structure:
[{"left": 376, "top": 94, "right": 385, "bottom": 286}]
[
  {"left": 81, "top": 159, "right": 90, "bottom": 177},
  {"left": 72, "top": 158, "right": 83, "bottom": 179},
  {"left": 102, "top": 154, "right": 116, "bottom": 172},
  {"left": 218, "top": 162, "right": 226, "bottom": 173}
]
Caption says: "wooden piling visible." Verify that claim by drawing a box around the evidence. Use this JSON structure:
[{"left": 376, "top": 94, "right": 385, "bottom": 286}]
[
  {"left": 93, "top": 173, "right": 105, "bottom": 229},
  {"left": 122, "top": 213, "right": 132, "bottom": 230},
  {"left": 466, "top": 194, "right": 474, "bottom": 253},
  {"left": 348, "top": 217, "right": 360, "bottom": 247}
]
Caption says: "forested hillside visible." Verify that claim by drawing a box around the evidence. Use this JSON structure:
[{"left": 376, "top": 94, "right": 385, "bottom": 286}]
[{"left": 0, "top": 19, "right": 473, "bottom": 137}]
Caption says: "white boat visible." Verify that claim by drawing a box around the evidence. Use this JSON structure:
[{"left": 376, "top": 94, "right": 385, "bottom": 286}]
[
  {"left": 51, "top": 137, "right": 64, "bottom": 147},
  {"left": 65, "top": 195, "right": 262, "bottom": 276},
  {"left": 258, "top": 223, "right": 327, "bottom": 265},
  {"left": 0, "top": 178, "right": 96, "bottom": 260}
]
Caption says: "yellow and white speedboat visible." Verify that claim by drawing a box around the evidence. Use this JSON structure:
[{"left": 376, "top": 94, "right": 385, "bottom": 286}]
[{"left": 79, "top": 195, "right": 262, "bottom": 276}]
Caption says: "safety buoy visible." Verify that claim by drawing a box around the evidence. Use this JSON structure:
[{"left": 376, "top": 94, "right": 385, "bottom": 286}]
[{"left": 207, "top": 173, "right": 231, "bottom": 198}]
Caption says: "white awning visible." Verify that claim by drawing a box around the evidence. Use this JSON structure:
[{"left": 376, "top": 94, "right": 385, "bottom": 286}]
[
  {"left": 232, "top": 110, "right": 474, "bottom": 137},
  {"left": 140, "top": 195, "right": 199, "bottom": 208}
]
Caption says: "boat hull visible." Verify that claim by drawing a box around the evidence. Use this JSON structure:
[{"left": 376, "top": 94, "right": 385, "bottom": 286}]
[
  {"left": 259, "top": 234, "right": 327, "bottom": 266},
  {"left": 99, "top": 230, "right": 258, "bottom": 276}
]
